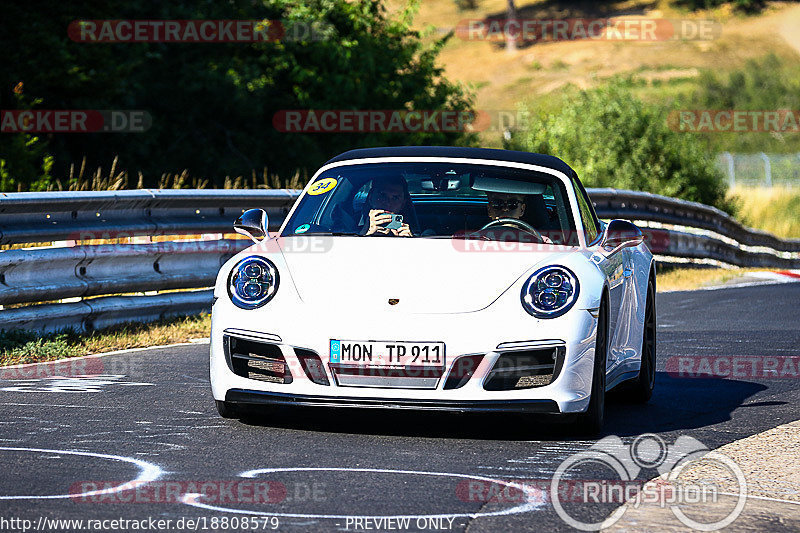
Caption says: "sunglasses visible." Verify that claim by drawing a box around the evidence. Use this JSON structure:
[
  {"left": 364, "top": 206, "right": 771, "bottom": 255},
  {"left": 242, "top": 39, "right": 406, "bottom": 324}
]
[{"left": 489, "top": 199, "right": 522, "bottom": 210}]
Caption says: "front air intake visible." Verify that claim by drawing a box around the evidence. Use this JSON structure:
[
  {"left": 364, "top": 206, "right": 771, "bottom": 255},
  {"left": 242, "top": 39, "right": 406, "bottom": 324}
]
[
  {"left": 295, "top": 348, "right": 330, "bottom": 386},
  {"left": 443, "top": 355, "right": 485, "bottom": 390},
  {"left": 223, "top": 335, "right": 293, "bottom": 384},
  {"left": 483, "top": 347, "right": 565, "bottom": 391}
]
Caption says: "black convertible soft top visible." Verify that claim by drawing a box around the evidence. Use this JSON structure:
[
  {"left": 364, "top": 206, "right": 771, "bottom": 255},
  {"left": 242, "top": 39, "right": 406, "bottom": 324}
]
[{"left": 324, "top": 146, "right": 577, "bottom": 179}]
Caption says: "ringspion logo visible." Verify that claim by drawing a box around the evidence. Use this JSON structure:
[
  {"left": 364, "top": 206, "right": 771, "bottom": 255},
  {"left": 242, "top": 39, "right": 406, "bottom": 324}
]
[{"left": 551, "top": 434, "right": 746, "bottom": 531}]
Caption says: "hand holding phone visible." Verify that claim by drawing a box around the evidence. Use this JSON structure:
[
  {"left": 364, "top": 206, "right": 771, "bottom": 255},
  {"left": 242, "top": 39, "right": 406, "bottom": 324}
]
[{"left": 384, "top": 213, "right": 403, "bottom": 230}]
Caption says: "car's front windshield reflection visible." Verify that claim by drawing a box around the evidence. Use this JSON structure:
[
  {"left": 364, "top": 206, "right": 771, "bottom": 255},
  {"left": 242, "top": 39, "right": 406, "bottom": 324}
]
[{"left": 282, "top": 162, "right": 578, "bottom": 245}]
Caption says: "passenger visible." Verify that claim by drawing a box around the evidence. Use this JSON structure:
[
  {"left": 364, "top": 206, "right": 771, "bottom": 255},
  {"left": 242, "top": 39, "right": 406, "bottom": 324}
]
[{"left": 361, "top": 177, "right": 416, "bottom": 236}]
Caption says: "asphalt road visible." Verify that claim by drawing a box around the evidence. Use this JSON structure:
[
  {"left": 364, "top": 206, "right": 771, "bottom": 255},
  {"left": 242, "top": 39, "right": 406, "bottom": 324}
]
[{"left": 1, "top": 283, "right": 798, "bottom": 532}]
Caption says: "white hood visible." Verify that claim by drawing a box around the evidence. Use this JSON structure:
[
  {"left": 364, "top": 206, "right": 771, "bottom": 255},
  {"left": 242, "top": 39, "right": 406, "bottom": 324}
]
[{"left": 277, "top": 236, "right": 570, "bottom": 314}]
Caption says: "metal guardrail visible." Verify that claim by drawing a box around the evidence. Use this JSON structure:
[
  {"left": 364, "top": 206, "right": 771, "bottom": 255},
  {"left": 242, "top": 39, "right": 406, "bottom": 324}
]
[
  {"left": 589, "top": 188, "right": 800, "bottom": 253},
  {"left": 0, "top": 189, "right": 297, "bottom": 245},
  {"left": 0, "top": 188, "right": 798, "bottom": 332},
  {"left": 0, "top": 240, "right": 247, "bottom": 305},
  {"left": 0, "top": 290, "right": 214, "bottom": 333},
  {"left": 0, "top": 190, "right": 296, "bottom": 332}
]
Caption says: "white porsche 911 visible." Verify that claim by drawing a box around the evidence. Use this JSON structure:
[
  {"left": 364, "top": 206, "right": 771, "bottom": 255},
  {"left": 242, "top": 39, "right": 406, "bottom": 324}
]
[{"left": 210, "top": 147, "right": 656, "bottom": 433}]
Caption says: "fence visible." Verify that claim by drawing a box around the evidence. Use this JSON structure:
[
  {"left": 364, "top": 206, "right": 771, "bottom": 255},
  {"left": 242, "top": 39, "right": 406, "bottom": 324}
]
[
  {"left": 717, "top": 152, "right": 800, "bottom": 187},
  {"left": 1, "top": 188, "right": 798, "bottom": 332}
]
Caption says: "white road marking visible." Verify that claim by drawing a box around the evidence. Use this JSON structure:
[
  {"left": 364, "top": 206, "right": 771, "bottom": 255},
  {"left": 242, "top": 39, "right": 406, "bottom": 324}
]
[
  {"left": 0, "top": 447, "right": 162, "bottom": 500},
  {"left": 0, "top": 375, "right": 154, "bottom": 393},
  {"left": 0, "top": 403, "right": 121, "bottom": 409},
  {"left": 181, "top": 466, "right": 541, "bottom": 519}
]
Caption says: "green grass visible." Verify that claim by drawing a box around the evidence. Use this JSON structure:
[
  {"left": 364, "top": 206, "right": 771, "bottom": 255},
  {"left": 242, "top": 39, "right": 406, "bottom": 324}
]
[
  {"left": 0, "top": 331, "right": 84, "bottom": 365},
  {"left": 0, "top": 314, "right": 210, "bottom": 367}
]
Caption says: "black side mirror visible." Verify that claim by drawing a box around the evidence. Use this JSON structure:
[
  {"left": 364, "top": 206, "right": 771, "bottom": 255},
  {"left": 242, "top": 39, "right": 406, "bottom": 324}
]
[
  {"left": 234, "top": 209, "right": 268, "bottom": 243},
  {"left": 601, "top": 219, "right": 644, "bottom": 254}
]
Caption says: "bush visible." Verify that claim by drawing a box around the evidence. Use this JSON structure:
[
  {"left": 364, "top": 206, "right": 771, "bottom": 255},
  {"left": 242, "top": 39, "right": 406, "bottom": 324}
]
[
  {"left": 505, "top": 82, "right": 734, "bottom": 213},
  {"left": 673, "top": 0, "right": 765, "bottom": 13},
  {"left": 684, "top": 54, "right": 800, "bottom": 154}
]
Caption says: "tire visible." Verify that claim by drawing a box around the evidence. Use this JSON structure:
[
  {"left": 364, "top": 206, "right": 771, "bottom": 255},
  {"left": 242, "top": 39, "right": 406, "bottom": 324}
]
[
  {"left": 215, "top": 400, "right": 239, "bottom": 419},
  {"left": 576, "top": 298, "right": 608, "bottom": 436},
  {"left": 625, "top": 278, "right": 656, "bottom": 403}
]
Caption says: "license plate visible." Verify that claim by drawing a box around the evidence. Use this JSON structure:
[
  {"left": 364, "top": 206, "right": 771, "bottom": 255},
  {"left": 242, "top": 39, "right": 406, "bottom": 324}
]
[{"left": 330, "top": 340, "right": 445, "bottom": 368}]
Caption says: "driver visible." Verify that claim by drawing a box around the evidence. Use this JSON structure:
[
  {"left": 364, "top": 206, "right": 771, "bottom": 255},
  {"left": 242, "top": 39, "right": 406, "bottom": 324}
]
[
  {"left": 487, "top": 192, "right": 526, "bottom": 222},
  {"left": 484, "top": 192, "right": 553, "bottom": 243}
]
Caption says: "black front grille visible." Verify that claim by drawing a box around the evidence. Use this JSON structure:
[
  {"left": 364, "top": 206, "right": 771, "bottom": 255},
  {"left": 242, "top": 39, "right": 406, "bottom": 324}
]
[
  {"left": 483, "top": 347, "right": 565, "bottom": 391},
  {"left": 295, "top": 348, "right": 330, "bottom": 386},
  {"left": 224, "top": 335, "right": 293, "bottom": 384},
  {"left": 443, "top": 354, "right": 485, "bottom": 390}
]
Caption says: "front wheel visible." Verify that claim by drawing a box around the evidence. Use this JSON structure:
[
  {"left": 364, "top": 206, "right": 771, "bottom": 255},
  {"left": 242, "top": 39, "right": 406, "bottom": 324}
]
[
  {"left": 623, "top": 278, "right": 656, "bottom": 403},
  {"left": 576, "top": 299, "right": 608, "bottom": 436}
]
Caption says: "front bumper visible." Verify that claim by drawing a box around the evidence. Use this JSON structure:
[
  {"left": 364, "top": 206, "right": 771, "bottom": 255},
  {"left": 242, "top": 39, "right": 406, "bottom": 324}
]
[
  {"left": 210, "top": 298, "right": 599, "bottom": 414},
  {"left": 226, "top": 389, "right": 560, "bottom": 413}
]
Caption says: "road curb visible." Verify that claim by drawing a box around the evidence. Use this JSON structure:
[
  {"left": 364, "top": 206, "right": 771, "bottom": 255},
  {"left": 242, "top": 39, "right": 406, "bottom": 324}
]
[
  {"left": 603, "top": 420, "right": 800, "bottom": 531},
  {"left": 660, "top": 269, "right": 800, "bottom": 293}
]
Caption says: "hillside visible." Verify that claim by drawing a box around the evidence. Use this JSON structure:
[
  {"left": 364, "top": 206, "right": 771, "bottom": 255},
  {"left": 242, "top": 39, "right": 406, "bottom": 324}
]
[{"left": 386, "top": 0, "right": 800, "bottom": 146}]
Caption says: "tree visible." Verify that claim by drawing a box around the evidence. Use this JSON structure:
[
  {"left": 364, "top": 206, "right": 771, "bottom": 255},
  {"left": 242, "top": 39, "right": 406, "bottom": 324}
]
[
  {"left": 505, "top": 0, "right": 518, "bottom": 53},
  {"left": 505, "top": 82, "right": 734, "bottom": 213},
  {"left": 0, "top": 0, "right": 475, "bottom": 190},
  {"left": 673, "top": 0, "right": 765, "bottom": 13}
]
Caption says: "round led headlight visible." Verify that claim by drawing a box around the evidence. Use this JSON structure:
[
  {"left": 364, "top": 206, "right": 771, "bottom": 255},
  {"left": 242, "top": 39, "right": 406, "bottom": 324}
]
[
  {"left": 227, "top": 256, "right": 279, "bottom": 309},
  {"left": 520, "top": 266, "right": 579, "bottom": 318}
]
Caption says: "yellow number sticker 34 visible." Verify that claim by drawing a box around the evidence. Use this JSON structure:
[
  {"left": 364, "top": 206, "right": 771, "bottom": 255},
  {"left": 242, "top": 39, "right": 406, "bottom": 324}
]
[{"left": 307, "top": 177, "right": 338, "bottom": 195}]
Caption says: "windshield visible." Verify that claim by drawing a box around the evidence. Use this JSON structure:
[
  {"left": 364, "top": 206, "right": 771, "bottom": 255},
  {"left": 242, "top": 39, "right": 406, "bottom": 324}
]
[{"left": 281, "top": 162, "right": 578, "bottom": 245}]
